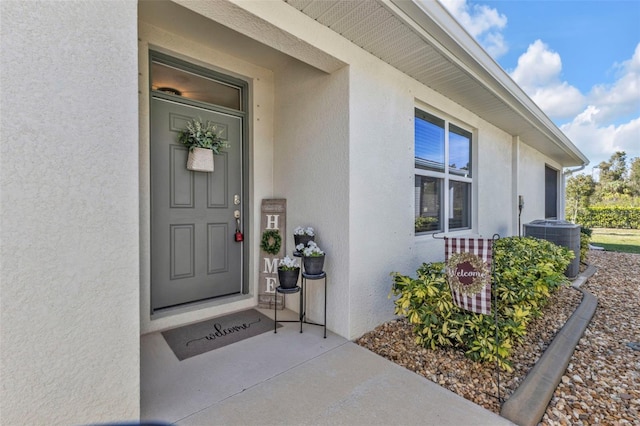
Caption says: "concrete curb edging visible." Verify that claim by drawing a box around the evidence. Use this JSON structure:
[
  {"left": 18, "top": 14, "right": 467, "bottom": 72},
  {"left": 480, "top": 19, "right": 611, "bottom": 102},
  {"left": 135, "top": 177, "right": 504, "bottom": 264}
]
[{"left": 500, "top": 265, "right": 598, "bottom": 426}]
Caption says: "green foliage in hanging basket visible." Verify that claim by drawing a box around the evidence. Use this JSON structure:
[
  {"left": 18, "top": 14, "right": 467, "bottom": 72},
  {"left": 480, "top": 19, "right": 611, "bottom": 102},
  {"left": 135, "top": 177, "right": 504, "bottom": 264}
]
[
  {"left": 178, "top": 117, "right": 230, "bottom": 154},
  {"left": 260, "top": 229, "right": 282, "bottom": 255}
]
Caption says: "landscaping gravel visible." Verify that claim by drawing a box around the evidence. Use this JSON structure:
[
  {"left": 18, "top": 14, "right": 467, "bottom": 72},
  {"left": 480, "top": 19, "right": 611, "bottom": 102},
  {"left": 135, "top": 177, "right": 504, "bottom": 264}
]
[{"left": 355, "top": 250, "right": 640, "bottom": 425}]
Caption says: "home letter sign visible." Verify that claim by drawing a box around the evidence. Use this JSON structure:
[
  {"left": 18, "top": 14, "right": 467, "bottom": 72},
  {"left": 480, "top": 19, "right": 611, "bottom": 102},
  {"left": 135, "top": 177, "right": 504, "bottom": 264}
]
[{"left": 258, "top": 199, "right": 286, "bottom": 309}]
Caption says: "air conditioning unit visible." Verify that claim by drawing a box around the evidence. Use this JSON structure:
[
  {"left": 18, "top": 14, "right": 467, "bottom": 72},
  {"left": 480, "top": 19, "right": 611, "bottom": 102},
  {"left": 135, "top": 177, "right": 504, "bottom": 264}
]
[{"left": 523, "top": 220, "right": 581, "bottom": 278}]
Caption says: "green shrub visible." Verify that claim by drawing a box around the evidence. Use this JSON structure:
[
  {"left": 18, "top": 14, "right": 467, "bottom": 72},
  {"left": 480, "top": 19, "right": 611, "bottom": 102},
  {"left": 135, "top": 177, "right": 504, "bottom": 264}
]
[
  {"left": 390, "top": 237, "right": 573, "bottom": 371},
  {"left": 575, "top": 206, "right": 640, "bottom": 229}
]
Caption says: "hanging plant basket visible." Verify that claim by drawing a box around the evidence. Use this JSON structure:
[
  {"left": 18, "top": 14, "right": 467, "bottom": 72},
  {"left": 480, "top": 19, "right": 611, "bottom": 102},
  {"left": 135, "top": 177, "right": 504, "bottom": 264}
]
[{"left": 187, "top": 147, "right": 214, "bottom": 172}]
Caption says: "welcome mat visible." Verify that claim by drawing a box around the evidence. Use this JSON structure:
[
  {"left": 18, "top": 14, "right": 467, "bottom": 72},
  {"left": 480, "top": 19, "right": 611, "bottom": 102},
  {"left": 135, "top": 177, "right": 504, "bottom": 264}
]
[{"left": 162, "top": 309, "right": 279, "bottom": 361}]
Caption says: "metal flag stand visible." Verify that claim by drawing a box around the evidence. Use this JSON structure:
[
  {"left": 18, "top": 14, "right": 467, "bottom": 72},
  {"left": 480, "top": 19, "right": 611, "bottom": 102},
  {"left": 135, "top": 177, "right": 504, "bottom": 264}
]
[
  {"left": 435, "top": 231, "right": 505, "bottom": 407},
  {"left": 491, "top": 233, "right": 505, "bottom": 408}
]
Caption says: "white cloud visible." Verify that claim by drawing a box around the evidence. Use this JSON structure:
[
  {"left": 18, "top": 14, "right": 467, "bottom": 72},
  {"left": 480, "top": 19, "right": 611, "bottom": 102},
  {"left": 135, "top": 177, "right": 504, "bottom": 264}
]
[
  {"left": 510, "top": 40, "right": 586, "bottom": 119},
  {"left": 438, "top": 0, "right": 509, "bottom": 58},
  {"left": 560, "top": 43, "right": 640, "bottom": 166},
  {"left": 561, "top": 116, "right": 640, "bottom": 166},
  {"left": 439, "top": 1, "right": 639, "bottom": 167},
  {"left": 586, "top": 43, "right": 640, "bottom": 125}
]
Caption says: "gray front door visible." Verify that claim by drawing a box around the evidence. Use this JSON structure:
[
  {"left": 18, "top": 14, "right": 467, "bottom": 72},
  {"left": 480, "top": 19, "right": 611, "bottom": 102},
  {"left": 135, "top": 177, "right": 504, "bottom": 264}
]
[{"left": 151, "top": 98, "right": 243, "bottom": 311}]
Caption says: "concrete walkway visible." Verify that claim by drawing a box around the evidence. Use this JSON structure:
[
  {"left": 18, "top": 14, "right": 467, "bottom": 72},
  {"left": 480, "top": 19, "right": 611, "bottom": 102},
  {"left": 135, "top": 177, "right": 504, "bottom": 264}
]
[{"left": 142, "top": 310, "right": 512, "bottom": 425}]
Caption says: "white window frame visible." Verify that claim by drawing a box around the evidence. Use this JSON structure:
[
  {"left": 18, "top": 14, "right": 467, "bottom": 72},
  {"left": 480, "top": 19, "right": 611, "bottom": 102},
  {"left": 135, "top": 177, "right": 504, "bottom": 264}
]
[{"left": 415, "top": 108, "right": 474, "bottom": 236}]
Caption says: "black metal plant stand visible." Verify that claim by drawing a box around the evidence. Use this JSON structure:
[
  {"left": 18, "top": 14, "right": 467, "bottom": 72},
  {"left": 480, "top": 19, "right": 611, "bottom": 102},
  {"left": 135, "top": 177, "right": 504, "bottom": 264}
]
[
  {"left": 274, "top": 285, "right": 303, "bottom": 334},
  {"left": 301, "top": 271, "right": 327, "bottom": 338},
  {"left": 273, "top": 269, "right": 327, "bottom": 338}
]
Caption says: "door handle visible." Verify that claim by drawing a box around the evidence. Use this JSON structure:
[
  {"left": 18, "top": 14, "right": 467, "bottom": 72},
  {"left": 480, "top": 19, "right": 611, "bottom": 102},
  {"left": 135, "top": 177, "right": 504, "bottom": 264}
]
[{"left": 234, "top": 211, "right": 243, "bottom": 242}]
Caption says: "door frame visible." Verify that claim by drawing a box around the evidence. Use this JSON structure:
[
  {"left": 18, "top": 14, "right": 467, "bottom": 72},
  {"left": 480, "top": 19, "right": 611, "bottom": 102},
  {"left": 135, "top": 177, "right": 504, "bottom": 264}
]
[{"left": 147, "top": 50, "right": 251, "bottom": 315}]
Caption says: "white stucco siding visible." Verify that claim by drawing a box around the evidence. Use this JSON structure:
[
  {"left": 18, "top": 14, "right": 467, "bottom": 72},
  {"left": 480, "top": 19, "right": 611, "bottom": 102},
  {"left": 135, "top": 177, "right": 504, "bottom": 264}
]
[
  {"left": 273, "top": 60, "right": 351, "bottom": 337},
  {"left": 347, "top": 62, "right": 415, "bottom": 339},
  {"left": 221, "top": 0, "right": 535, "bottom": 338},
  {"left": 0, "top": 2, "right": 140, "bottom": 424},
  {"left": 476, "top": 126, "right": 514, "bottom": 238}
]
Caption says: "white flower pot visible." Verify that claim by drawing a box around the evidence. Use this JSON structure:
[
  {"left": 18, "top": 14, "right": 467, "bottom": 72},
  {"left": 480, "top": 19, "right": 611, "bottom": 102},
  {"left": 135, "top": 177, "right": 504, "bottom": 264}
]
[{"left": 186, "top": 147, "right": 214, "bottom": 172}]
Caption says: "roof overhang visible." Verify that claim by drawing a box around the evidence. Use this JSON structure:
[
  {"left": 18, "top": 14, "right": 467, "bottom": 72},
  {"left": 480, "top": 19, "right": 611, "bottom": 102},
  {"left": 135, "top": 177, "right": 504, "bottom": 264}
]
[{"left": 285, "top": 0, "right": 589, "bottom": 167}]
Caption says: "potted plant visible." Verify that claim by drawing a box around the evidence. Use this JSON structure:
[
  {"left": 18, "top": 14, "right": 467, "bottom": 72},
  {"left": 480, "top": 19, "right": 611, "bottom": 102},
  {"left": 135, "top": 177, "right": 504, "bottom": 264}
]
[
  {"left": 178, "top": 117, "right": 230, "bottom": 172},
  {"left": 277, "top": 256, "right": 300, "bottom": 289},
  {"left": 299, "top": 241, "right": 325, "bottom": 275},
  {"left": 293, "top": 226, "right": 315, "bottom": 251}
]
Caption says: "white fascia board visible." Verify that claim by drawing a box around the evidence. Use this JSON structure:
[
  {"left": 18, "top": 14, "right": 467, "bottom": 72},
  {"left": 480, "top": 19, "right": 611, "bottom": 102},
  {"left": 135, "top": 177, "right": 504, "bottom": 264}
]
[{"left": 386, "top": 0, "right": 589, "bottom": 166}]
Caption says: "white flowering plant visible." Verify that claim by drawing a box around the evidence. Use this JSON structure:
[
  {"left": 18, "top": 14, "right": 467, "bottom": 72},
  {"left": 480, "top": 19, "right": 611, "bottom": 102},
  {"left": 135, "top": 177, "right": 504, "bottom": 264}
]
[
  {"left": 302, "top": 241, "right": 325, "bottom": 257},
  {"left": 293, "top": 226, "right": 315, "bottom": 236},
  {"left": 178, "top": 117, "right": 230, "bottom": 154},
  {"left": 278, "top": 256, "right": 299, "bottom": 271}
]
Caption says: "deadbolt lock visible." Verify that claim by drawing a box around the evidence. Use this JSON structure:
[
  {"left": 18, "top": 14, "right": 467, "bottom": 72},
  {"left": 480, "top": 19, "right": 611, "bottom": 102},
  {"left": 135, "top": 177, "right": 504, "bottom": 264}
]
[{"left": 234, "top": 194, "right": 241, "bottom": 205}]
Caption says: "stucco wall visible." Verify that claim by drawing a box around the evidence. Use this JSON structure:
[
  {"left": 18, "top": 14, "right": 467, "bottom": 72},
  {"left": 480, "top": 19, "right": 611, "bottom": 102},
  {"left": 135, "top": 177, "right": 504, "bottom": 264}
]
[
  {"left": 273, "top": 59, "right": 351, "bottom": 337},
  {"left": 221, "top": 0, "right": 536, "bottom": 339},
  {"left": 0, "top": 2, "right": 140, "bottom": 424}
]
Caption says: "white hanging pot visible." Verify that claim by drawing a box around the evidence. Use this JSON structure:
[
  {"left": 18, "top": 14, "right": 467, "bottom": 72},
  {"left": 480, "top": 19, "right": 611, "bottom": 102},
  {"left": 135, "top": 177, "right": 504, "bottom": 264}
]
[{"left": 186, "top": 147, "right": 214, "bottom": 172}]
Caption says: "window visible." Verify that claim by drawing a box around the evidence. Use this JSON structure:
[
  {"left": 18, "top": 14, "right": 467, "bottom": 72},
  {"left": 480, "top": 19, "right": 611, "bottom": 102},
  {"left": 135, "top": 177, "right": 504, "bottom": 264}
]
[
  {"left": 545, "top": 165, "right": 558, "bottom": 219},
  {"left": 415, "top": 109, "right": 472, "bottom": 234},
  {"left": 150, "top": 54, "right": 244, "bottom": 111}
]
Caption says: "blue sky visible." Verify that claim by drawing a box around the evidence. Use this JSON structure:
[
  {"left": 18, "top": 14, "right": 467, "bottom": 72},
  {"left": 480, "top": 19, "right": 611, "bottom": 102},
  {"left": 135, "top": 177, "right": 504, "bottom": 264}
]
[{"left": 436, "top": 0, "right": 640, "bottom": 176}]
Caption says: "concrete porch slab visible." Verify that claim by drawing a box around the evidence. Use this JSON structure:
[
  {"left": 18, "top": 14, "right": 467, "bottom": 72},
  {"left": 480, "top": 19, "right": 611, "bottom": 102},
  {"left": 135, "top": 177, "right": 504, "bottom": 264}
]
[{"left": 141, "top": 307, "right": 511, "bottom": 425}]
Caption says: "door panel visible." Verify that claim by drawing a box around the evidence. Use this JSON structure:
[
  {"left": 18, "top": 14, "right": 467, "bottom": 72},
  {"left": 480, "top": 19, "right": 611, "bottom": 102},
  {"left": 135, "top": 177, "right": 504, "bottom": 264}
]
[{"left": 151, "top": 98, "right": 243, "bottom": 311}]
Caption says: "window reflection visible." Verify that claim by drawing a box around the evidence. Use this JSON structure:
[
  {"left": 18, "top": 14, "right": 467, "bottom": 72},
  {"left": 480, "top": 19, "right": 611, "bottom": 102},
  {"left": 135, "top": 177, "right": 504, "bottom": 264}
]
[
  {"left": 150, "top": 62, "right": 242, "bottom": 111},
  {"left": 415, "top": 176, "right": 442, "bottom": 232}
]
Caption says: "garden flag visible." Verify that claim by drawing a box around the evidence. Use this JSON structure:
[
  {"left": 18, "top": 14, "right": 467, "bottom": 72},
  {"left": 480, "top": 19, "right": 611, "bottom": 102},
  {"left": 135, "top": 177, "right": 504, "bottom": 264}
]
[{"left": 444, "top": 237, "right": 493, "bottom": 315}]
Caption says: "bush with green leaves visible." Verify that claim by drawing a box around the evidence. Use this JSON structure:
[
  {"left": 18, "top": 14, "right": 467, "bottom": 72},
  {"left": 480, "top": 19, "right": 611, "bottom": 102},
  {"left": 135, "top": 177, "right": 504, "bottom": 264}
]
[
  {"left": 390, "top": 237, "right": 573, "bottom": 371},
  {"left": 575, "top": 206, "right": 640, "bottom": 229},
  {"left": 580, "top": 227, "right": 592, "bottom": 262}
]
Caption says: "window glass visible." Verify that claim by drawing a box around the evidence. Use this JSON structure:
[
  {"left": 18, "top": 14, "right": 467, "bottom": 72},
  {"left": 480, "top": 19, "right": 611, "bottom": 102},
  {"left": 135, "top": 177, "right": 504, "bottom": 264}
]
[
  {"left": 151, "top": 61, "right": 242, "bottom": 111},
  {"left": 414, "top": 108, "right": 473, "bottom": 235},
  {"left": 545, "top": 166, "right": 558, "bottom": 219},
  {"left": 415, "top": 176, "right": 442, "bottom": 232},
  {"left": 449, "top": 180, "right": 471, "bottom": 230},
  {"left": 449, "top": 125, "right": 472, "bottom": 177},
  {"left": 415, "top": 111, "right": 445, "bottom": 172}
]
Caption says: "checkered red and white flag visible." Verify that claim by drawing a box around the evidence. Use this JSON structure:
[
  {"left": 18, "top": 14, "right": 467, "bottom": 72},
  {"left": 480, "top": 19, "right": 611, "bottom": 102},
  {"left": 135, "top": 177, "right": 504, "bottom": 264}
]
[{"left": 444, "top": 237, "right": 493, "bottom": 315}]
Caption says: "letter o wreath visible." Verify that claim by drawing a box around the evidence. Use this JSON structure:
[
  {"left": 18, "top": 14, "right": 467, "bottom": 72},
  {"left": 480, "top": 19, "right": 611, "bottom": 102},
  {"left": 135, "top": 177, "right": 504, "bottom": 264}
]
[
  {"left": 260, "top": 229, "right": 282, "bottom": 255},
  {"left": 446, "top": 252, "right": 489, "bottom": 295}
]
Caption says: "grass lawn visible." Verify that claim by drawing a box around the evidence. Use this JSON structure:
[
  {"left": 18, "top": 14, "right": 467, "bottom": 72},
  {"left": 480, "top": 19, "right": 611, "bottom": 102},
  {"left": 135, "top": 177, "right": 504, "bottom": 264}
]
[{"left": 590, "top": 228, "right": 640, "bottom": 254}]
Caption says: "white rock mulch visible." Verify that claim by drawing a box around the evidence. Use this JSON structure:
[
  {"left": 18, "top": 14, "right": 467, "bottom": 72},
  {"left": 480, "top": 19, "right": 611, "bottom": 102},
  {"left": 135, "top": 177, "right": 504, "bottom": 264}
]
[{"left": 355, "top": 250, "right": 639, "bottom": 425}]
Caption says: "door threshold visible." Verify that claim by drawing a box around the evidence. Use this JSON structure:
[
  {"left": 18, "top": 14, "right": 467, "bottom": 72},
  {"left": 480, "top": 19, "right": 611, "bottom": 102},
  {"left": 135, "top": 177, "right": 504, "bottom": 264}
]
[{"left": 151, "top": 293, "right": 253, "bottom": 321}]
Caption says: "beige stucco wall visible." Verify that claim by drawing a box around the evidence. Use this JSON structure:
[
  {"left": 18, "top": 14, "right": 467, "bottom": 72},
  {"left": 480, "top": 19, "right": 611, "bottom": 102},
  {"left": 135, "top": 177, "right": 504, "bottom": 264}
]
[{"left": 0, "top": 2, "right": 140, "bottom": 424}]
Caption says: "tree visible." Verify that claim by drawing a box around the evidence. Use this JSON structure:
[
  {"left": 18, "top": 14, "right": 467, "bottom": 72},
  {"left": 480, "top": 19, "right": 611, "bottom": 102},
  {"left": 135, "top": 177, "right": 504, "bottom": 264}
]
[
  {"left": 594, "top": 151, "right": 630, "bottom": 202},
  {"left": 566, "top": 174, "right": 595, "bottom": 222},
  {"left": 629, "top": 157, "right": 640, "bottom": 196},
  {"left": 598, "top": 151, "right": 627, "bottom": 183}
]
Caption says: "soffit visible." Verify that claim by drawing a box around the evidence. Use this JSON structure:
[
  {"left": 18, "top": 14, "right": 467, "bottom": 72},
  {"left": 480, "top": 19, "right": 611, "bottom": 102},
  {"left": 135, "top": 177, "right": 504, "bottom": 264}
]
[{"left": 284, "top": 0, "right": 588, "bottom": 166}]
